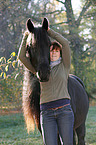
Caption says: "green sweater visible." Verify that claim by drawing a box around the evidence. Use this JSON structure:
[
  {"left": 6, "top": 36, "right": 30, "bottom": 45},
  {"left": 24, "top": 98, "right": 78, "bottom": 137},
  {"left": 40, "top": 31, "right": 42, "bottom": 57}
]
[
  {"left": 40, "top": 29, "right": 71, "bottom": 104},
  {"left": 18, "top": 28, "right": 71, "bottom": 104}
]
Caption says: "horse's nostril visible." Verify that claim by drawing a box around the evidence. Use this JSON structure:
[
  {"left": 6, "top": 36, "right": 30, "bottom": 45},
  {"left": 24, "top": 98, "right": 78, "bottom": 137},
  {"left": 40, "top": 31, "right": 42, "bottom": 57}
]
[
  {"left": 40, "top": 78, "right": 49, "bottom": 82},
  {"left": 37, "top": 70, "right": 50, "bottom": 82}
]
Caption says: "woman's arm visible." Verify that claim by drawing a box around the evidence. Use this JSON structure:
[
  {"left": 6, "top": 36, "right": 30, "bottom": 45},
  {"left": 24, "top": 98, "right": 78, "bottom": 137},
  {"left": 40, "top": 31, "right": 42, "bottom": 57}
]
[
  {"left": 18, "top": 31, "right": 36, "bottom": 74},
  {"left": 48, "top": 28, "right": 71, "bottom": 68}
]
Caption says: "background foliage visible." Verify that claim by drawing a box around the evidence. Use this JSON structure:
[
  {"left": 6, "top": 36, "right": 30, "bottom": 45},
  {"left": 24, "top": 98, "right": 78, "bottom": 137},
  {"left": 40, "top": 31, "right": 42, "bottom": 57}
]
[{"left": 0, "top": 0, "right": 96, "bottom": 111}]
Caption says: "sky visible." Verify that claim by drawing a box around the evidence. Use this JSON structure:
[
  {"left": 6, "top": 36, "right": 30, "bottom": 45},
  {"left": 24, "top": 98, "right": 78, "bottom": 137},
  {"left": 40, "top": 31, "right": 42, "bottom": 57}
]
[
  {"left": 72, "top": 0, "right": 82, "bottom": 13},
  {"left": 29, "top": 0, "right": 82, "bottom": 14}
]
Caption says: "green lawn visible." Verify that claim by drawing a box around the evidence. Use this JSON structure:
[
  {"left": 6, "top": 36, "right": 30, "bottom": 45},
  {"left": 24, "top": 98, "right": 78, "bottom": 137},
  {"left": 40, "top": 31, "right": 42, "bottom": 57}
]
[
  {"left": 0, "top": 113, "right": 42, "bottom": 145},
  {"left": 0, "top": 106, "right": 96, "bottom": 145},
  {"left": 86, "top": 106, "right": 96, "bottom": 145}
]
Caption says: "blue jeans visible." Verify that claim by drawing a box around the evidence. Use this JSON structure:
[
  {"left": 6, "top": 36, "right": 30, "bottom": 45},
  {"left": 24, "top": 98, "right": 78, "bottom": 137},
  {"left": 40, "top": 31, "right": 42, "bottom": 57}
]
[{"left": 40, "top": 104, "right": 74, "bottom": 145}]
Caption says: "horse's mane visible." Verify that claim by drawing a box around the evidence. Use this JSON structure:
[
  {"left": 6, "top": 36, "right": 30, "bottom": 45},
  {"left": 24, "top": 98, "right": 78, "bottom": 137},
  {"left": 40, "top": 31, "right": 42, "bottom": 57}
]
[{"left": 26, "top": 33, "right": 35, "bottom": 46}]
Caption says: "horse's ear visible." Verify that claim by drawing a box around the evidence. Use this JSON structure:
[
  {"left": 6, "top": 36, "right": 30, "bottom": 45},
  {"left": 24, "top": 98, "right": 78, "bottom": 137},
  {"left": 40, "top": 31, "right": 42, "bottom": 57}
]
[
  {"left": 27, "top": 18, "right": 34, "bottom": 33},
  {"left": 42, "top": 18, "right": 48, "bottom": 31}
]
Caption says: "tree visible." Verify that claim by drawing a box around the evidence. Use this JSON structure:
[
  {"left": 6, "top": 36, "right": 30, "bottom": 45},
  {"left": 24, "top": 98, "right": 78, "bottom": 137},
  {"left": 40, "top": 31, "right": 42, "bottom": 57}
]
[
  {"left": 0, "top": 0, "right": 31, "bottom": 59},
  {"left": 52, "top": 0, "right": 96, "bottom": 92},
  {"left": 0, "top": 0, "right": 96, "bottom": 93}
]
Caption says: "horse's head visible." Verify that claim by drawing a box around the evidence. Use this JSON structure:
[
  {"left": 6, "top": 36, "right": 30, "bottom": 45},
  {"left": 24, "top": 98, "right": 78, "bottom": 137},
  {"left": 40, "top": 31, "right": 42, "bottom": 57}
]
[{"left": 26, "top": 18, "right": 51, "bottom": 82}]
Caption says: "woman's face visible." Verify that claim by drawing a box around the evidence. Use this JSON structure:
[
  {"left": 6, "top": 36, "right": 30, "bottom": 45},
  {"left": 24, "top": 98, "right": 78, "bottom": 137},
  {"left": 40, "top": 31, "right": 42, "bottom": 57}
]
[{"left": 50, "top": 45, "right": 60, "bottom": 61}]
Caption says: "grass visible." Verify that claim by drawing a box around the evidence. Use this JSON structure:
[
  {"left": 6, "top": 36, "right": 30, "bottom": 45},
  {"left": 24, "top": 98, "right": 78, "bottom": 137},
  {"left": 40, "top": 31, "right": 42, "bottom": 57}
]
[
  {"left": 85, "top": 106, "right": 96, "bottom": 145},
  {"left": 0, "top": 106, "right": 96, "bottom": 145},
  {"left": 0, "top": 113, "right": 43, "bottom": 145}
]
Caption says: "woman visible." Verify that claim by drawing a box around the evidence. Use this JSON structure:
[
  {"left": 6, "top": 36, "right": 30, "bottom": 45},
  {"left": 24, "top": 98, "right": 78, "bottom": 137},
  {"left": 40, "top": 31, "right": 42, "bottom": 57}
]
[{"left": 18, "top": 27, "right": 74, "bottom": 145}]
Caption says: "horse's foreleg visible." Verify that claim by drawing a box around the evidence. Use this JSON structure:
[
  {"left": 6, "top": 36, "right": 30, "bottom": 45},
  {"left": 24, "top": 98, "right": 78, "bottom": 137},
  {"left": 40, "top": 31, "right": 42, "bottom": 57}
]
[
  {"left": 73, "top": 130, "right": 76, "bottom": 145},
  {"left": 57, "top": 133, "right": 61, "bottom": 145},
  {"left": 75, "top": 122, "right": 86, "bottom": 145}
]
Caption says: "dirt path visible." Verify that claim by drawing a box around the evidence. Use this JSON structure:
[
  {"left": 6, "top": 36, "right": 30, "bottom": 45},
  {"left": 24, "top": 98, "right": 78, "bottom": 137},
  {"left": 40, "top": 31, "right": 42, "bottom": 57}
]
[{"left": 0, "top": 109, "right": 22, "bottom": 115}]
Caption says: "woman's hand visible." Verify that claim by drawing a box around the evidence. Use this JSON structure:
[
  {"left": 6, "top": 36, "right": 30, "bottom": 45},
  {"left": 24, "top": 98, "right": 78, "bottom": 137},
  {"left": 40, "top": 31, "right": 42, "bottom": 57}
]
[
  {"left": 23, "top": 30, "right": 30, "bottom": 37},
  {"left": 47, "top": 27, "right": 50, "bottom": 31}
]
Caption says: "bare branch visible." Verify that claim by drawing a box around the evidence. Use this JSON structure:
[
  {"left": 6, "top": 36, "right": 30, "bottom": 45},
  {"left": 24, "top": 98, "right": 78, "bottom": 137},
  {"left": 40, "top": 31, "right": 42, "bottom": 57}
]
[
  {"left": 56, "top": 0, "right": 65, "bottom": 5},
  {"left": 65, "top": 0, "right": 76, "bottom": 33},
  {"left": 41, "top": 9, "right": 64, "bottom": 15},
  {"left": 76, "top": 0, "right": 92, "bottom": 27},
  {"left": 50, "top": 21, "right": 67, "bottom": 27}
]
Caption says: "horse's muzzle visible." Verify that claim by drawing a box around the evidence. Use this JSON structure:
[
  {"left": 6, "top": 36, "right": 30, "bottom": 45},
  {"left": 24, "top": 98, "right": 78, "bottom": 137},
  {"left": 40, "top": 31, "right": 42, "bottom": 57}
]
[
  {"left": 36, "top": 72, "right": 49, "bottom": 82},
  {"left": 37, "top": 64, "right": 50, "bottom": 82},
  {"left": 40, "top": 78, "right": 49, "bottom": 82}
]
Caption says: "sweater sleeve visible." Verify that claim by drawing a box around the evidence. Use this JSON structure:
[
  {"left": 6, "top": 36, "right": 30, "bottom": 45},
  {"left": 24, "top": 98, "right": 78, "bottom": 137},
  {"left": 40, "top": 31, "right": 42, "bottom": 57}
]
[
  {"left": 48, "top": 28, "right": 71, "bottom": 68},
  {"left": 18, "top": 33, "right": 36, "bottom": 74}
]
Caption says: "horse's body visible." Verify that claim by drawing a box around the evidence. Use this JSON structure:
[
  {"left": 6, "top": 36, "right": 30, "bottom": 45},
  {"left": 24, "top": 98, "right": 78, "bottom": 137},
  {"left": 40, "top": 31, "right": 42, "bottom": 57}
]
[
  {"left": 68, "top": 75, "right": 89, "bottom": 145},
  {"left": 22, "top": 18, "right": 89, "bottom": 145}
]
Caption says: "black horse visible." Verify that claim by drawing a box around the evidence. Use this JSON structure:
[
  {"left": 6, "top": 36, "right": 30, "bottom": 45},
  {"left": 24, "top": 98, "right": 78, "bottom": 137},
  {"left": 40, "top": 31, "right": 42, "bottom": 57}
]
[{"left": 22, "top": 18, "right": 89, "bottom": 145}]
